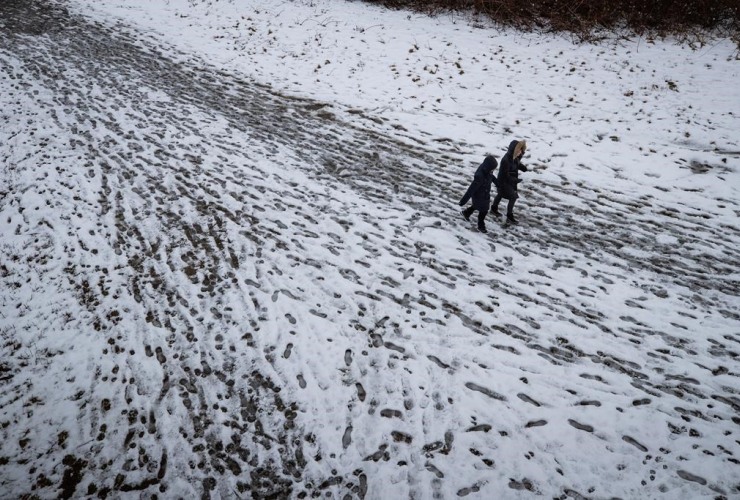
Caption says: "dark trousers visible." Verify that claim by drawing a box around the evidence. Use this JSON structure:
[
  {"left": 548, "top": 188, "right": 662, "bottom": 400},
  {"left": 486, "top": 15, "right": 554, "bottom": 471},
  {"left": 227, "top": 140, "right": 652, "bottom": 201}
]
[
  {"left": 463, "top": 206, "right": 488, "bottom": 228},
  {"left": 492, "top": 194, "right": 516, "bottom": 216}
]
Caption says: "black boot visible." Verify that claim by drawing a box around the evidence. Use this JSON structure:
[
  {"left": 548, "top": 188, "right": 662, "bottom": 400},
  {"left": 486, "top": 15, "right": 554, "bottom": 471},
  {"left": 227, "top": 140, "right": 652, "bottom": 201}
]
[
  {"left": 491, "top": 208, "right": 502, "bottom": 217},
  {"left": 506, "top": 214, "right": 518, "bottom": 225},
  {"left": 477, "top": 209, "right": 488, "bottom": 233}
]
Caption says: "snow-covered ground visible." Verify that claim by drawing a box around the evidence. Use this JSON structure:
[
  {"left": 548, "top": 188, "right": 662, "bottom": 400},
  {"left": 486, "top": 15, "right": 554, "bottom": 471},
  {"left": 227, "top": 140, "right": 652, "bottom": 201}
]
[{"left": 1, "top": 0, "right": 739, "bottom": 498}]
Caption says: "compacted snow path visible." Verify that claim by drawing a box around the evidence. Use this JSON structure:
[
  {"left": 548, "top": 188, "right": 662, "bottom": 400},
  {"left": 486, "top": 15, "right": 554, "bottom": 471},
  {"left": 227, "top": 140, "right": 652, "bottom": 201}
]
[{"left": 1, "top": 1, "right": 740, "bottom": 499}]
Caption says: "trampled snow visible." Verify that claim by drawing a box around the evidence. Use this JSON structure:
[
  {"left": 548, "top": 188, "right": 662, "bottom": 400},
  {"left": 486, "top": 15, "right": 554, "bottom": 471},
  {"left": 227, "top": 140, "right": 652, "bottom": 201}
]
[{"left": 1, "top": 0, "right": 739, "bottom": 498}]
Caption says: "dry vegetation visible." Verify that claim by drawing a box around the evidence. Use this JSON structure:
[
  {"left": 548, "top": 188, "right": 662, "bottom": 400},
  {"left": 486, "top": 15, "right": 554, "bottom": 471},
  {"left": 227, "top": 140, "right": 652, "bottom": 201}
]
[{"left": 365, "top": 0, "right": 740, "bottom": 43}]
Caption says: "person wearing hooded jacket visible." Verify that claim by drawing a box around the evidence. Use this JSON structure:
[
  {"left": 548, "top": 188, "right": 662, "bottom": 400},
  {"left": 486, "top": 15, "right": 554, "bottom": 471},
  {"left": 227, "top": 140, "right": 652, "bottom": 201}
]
[
  {"left": 458, "top": 155, "right": 499, "bottom": 233},
  {"left": 492, "top": 139, "right": 527, "bottom": 225}
]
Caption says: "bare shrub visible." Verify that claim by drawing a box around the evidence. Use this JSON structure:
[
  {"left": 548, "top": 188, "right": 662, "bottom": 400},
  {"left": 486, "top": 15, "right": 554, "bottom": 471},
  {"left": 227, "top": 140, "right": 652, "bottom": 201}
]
[{"left": 364, "top": 0, "right": 739, "bottom": 43}]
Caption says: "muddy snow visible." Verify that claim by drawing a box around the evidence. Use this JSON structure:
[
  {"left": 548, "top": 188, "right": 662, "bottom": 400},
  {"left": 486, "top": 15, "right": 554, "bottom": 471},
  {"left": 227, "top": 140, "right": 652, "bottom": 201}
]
[{"left": 1, "top": 0, "right": 739, "bottom": 499}]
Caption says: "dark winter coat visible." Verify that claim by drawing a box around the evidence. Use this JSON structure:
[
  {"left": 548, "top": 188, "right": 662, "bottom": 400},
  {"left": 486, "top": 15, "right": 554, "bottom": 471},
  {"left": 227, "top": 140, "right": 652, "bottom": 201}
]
[
  {"left": 459, "top": 156, "right": 499, "bottom": 211},
  {"left": 496, "top": 140, "right": 527, "bottom": 200}
]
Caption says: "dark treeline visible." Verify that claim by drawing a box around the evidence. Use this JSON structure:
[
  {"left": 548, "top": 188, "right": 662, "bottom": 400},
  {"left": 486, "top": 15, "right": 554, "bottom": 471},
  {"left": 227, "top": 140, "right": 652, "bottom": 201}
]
[{"left": 364, "top": 0, "right": 739, "bottom": 40}]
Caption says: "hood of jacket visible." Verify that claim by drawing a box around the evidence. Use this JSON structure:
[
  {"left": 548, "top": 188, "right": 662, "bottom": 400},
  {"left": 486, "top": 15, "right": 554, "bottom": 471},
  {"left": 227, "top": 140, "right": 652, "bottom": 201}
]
[
  {"left": 482, "top": 155, "right": 498, "bottom": 174},
  {"left": 505, "top": 140, "right": 519, "bottom": 159}
]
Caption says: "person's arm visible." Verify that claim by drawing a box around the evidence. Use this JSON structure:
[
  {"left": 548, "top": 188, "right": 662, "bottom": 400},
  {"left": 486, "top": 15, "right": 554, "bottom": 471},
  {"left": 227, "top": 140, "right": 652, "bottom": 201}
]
[
  {"left": 483, "top": 156, "right": 500, "bottom": 189},
  {"left": 515, "top": 162, "right": 527, "bottom": 183}
]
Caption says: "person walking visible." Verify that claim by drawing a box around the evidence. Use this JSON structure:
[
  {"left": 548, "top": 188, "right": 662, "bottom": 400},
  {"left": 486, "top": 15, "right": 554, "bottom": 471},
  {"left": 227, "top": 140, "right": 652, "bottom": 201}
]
[
  {"left": 491, "top": 140, "right": 527, "bottom": 225},
  {"left": 459, "top": 155, "right": 499, "bottom": 233}
]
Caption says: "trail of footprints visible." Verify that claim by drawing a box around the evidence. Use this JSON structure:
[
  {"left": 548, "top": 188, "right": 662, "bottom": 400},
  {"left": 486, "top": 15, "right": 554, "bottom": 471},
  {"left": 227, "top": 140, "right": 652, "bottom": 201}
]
[{"left": 1, "top": 0, "right": 739, "bottom": 498}]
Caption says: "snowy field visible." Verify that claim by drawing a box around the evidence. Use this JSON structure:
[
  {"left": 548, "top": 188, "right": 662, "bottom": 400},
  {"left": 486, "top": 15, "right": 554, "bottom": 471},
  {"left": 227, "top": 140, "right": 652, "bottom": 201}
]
[{"left": 1, "top": 0, "right": 740, "bottom": 498}]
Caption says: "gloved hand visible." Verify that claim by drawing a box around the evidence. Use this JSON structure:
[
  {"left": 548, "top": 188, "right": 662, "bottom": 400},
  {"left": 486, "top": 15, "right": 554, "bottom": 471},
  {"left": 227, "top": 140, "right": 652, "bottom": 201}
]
[{"left": 519, "top": 164, "right": 528, "bottom": 172}]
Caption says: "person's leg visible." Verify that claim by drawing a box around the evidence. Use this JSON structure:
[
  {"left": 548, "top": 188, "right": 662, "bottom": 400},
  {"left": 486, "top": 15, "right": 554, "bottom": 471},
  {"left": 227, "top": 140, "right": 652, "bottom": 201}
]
[
  {"left": 506, "top": 197, "right": 516, "bottom": 216},
  {"left": 477, "top": 209, "right": 488, "bottom": 231},
  {"left": 491, "top": 194, "right": 502, "bottom": 214},
  {"left": 463, "top": 206, "right": 475, "bottom": 218},
  {"left": 506, "top": 197, "right": 518, "bottom": 223}
]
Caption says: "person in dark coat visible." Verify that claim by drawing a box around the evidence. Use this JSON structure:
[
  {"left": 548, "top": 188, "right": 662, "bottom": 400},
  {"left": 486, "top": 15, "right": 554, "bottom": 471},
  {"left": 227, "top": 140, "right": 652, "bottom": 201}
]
[
  {"left": 458, "top": 155, "right": 499, "bottom": 233},
  {"left": 491, "top": 139, "right": 527, "bottom": 225}
]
